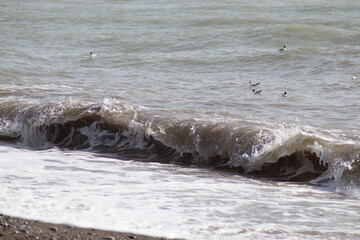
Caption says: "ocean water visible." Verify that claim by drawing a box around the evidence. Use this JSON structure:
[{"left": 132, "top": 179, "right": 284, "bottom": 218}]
[{"left": 1, "top": 0, "right": 360, "bottom": 239}]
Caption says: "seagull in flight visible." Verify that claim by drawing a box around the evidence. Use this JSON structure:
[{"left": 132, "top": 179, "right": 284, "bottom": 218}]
[
  {"left": 249, "top": 81, "right": 260, "bottom": 87},
  {"left": 253, "top": 89, "right": 262, "bottom": 95}
]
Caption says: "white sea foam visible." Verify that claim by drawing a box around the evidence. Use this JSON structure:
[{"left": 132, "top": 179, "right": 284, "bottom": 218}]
[{"left": 1, "top": 144, "right": 360, "bottom": 240}]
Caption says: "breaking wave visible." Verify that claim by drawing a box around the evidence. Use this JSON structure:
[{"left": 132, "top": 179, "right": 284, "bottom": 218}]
[{"left": 0, "top": 98, "right": 359, "bottom": 193}]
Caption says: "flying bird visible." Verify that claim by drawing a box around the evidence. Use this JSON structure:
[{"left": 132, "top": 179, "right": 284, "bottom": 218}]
[
  {"left": 253, "top": 89, "right": 262, "bottom": 95},
  {"left": 249, "top": 81, "right": 260, "bottom": 87}
]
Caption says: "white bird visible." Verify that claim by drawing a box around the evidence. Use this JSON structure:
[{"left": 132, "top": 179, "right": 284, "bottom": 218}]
[
  {"left": 90, "top": 52, "right": 97, "bottom": 57},
  {"left": 249, "top": 81, "right": 260, "bottom": 87},
  {"left": 278, "top": 46, "right": 286, "bottom": 52},
  {"left": 351, "top": 76, "right": 357, "bottom": 80},
  {"left": 253, "top": 89, "right": 262, "bottom": 95},
  {"left": 282, "top": 91, "right": 287, "bottom": 97}
]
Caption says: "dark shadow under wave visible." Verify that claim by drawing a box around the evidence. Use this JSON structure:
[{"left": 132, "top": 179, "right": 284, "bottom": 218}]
[{"left": 249, "top": 151, "right": 328, "bottom": 181}]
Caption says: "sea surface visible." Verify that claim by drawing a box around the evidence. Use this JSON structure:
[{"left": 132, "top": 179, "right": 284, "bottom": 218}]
[{"left": 1, "top": 0, "right": 360, "bottom": 239}]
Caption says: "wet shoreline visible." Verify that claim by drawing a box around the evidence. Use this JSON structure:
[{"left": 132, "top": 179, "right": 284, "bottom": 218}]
[{"left": 0, "top": 214, "right": 178, "bottom": 240}]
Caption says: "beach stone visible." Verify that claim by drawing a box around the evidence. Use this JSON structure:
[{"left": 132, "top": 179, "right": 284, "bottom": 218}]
[
  {"left": 0, "top": 222, "right": 9, "bottom": 228},
  {"left": 19, "top": 228, "right": 29, "bottom": 234},
  {"left": 102, "top": 236, "right": 115, "bottom": 240},
  {"left": 20, "top": 224, "right": 28, "bottom": 229}
]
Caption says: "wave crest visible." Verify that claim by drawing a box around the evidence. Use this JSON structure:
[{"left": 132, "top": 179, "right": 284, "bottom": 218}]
[{"left": 0, "top": 99, "right": 359, "bottom": 185}]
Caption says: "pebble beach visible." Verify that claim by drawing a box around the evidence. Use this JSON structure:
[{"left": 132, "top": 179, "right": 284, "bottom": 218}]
[{"left": 0, "top": 214, "right": 175, "bottom": 240}]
